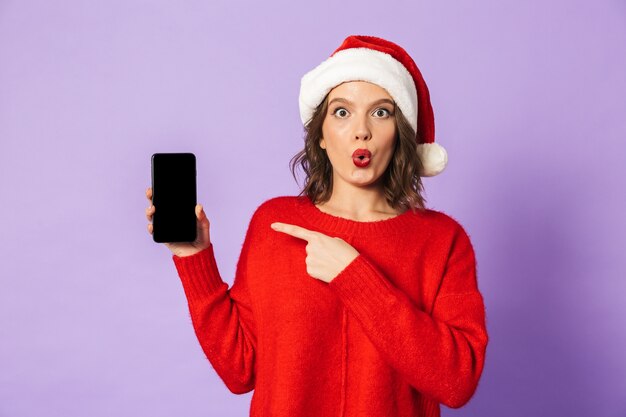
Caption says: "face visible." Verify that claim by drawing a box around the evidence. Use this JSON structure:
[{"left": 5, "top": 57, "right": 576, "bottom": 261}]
[{"left": 320, "top": 81, "right": 397, "bottom": 190}]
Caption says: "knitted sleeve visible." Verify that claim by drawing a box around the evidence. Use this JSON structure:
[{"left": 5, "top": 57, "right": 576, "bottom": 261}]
[
  {"left": 171, "top": 216, "right": 258, "bottom": 395},
  {"left": 327, "top": 223, "right": 488, "bottom": 409}
]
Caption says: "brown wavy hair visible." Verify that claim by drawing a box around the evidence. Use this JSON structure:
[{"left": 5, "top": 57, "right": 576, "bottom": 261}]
[{"left": 289, "top": 92, "right": 427, "bottom": 213}]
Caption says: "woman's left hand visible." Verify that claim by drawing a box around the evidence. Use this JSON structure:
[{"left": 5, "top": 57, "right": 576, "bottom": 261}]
[{"left": 270, "top": 222, "right": 360, "bottom": 283}]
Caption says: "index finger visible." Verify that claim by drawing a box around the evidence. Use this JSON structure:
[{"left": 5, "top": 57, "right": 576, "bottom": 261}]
[
  {"left": 271, "top": 222, "right": 317, "bottom": 241},
  {"left": 146, "top": 187, "right": 152, "bottom": 200}
]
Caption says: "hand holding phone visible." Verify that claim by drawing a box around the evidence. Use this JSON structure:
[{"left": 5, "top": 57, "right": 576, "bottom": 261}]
[
  {"left": 146, "top": 187, "right": 211, "bottom": 257},
  {"left": 147, "top": 153, "right": 211, "bottom": 257}
]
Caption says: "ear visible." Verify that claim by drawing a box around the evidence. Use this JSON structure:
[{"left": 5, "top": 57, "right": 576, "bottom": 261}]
[{"left": 319, "top": 138, "right": 326, "bottom": 150}]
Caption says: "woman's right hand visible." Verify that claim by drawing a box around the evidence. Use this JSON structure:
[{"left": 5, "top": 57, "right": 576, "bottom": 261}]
[{"left": 145, "top": 187, "right": 212, "bottom": 257}]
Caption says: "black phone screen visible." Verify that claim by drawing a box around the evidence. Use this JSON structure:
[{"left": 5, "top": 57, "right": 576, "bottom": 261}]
[{"left": 151, "top": 153, "right": 197, "bottom": 243}]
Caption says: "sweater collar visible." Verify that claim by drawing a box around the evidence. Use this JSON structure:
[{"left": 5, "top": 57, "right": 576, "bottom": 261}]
[{"left": 294, "top": 195, "right": 418, "bottom": 237}]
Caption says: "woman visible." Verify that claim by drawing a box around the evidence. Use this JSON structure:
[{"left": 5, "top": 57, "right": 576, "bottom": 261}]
[{"left": 145, "top": 35, "right": 488, "bottom": 417}]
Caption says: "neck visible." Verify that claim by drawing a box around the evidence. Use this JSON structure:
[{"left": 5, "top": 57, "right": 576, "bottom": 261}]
[{"left": 317, "top": 179, "right": 398, "bottom": 220}]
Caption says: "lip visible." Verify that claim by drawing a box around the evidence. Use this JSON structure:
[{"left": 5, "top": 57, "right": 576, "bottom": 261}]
[
  {"left": 352, "top": 148, "right": 371, "bottom": 158},
  {"left": 352, "top": 148, "right": 371, "bottom": 167}
]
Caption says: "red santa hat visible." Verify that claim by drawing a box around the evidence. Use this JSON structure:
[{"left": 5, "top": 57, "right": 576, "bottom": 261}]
[{"left": 299, "top": 35, "right": 448, "bottom": 177}]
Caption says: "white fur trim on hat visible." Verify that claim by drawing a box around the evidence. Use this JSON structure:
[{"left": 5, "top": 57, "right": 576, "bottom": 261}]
[
  {"left": 417, "top": 142, "right": 448, "bottom": 177},
  {"left": 299, "top": 47, "right": 418, "bottom": 132}
]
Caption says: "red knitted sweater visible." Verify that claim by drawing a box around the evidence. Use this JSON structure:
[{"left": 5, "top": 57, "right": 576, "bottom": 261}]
[{"left": 172, "top": 195, "right": 488, "bottom": 417}]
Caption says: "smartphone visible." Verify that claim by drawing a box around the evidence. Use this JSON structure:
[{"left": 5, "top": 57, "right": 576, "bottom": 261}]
[{"left": 151, "top": 153, "right": 197, "bottom": 243}]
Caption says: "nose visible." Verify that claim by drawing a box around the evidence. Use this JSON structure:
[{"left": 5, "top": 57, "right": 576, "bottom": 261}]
[{"left": 354, "top": 115, "right": 371, "bottom": 141}]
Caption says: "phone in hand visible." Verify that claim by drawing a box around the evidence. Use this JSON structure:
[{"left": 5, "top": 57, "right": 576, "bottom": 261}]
[{"left": 151, "top": 153, "right": 197, "bottom": 243}]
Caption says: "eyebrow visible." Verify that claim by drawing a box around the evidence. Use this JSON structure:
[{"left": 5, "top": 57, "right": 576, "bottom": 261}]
[{"left": 328, "top": 97, "right": 395, "bottom": 107}]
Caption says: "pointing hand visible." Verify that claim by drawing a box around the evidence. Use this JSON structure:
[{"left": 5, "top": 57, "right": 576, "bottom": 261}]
[{"left": 270, "top": 222, "right": 359, "bottom": 283}]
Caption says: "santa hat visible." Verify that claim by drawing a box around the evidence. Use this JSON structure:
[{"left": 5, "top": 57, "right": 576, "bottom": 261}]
[{"left": 299, "top": 35, "right": 448, "bottom": 177}]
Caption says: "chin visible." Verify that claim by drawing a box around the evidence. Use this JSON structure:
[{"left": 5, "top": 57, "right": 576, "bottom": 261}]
[
  {"left": 349, "top": 173, "right": 381, "bottom": 186},
  {"left": 334, "top": 165, "right": 382, "bottom": 186}
]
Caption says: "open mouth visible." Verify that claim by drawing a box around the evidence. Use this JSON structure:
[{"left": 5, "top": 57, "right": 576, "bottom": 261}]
[
  {"left": 352, "top": 149, "right": 371, "bottom": 167},
  {"left": 353, "top": 155, "right": 371, "bottom": 167}
]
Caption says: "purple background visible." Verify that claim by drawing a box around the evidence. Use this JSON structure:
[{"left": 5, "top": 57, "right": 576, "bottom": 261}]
[{"left": 1, "top": 1, "right": 625, "bottom": 416}]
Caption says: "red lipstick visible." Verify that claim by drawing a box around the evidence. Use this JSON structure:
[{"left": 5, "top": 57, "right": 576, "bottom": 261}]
[{"left": 352, "top": 148, "right": 371, "bottom": 167}]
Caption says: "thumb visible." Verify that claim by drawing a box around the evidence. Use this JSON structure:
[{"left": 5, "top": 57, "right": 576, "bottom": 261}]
[{"left": 196, "top": 204, "right": 210, "bottom": 239}]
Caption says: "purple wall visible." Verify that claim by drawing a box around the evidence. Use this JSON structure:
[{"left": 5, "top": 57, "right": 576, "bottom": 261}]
[{"left": 1, "top": 1, "right": 625, "bottom": 416}]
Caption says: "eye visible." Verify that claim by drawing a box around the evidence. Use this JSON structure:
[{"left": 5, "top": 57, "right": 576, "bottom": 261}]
[
  {"left": 373, "top": 108, "right": 392, "bottom": 118},
  {"left": 332, "top": 107, "right": 350, "bottom": 118}
]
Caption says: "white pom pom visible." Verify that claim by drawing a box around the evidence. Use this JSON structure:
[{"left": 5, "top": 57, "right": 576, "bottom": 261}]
[{"left": 416, "top": 142, "right": 448, "bottom": 177}]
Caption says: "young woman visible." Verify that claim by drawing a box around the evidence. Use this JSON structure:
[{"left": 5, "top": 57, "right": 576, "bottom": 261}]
[{"left": 145, "top": 35, "right": 488, "bottom": 417}]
